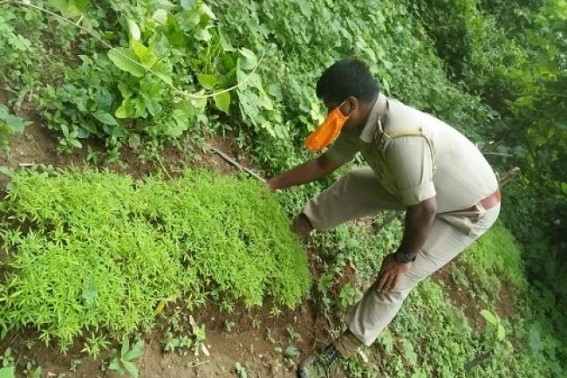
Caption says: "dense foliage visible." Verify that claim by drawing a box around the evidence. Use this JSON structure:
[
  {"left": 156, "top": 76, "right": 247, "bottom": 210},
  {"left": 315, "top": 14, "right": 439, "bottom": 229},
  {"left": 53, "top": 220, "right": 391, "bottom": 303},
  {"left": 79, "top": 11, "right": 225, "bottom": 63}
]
[{"left": 0, "top": 169, "right": 310, "bottom": 350}]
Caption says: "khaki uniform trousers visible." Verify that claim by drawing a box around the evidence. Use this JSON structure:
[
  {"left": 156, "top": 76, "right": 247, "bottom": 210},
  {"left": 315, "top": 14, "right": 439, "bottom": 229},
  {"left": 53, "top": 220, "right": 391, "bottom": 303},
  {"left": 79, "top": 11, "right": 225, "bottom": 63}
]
[{"left": 302, "top": 167, "right": 500, "bottom": 347}]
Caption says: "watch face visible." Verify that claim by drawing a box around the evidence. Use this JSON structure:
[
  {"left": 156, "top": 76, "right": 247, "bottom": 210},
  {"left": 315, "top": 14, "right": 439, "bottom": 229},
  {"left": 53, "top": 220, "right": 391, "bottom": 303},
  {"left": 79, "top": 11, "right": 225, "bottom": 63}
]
[{"left": 395, "top": 251, "right": 415, "bottom": 263}]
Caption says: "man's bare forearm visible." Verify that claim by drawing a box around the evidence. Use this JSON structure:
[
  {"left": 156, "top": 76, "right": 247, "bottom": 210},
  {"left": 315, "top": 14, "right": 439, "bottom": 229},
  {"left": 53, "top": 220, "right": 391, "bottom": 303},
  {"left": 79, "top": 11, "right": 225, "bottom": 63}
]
[{"left": 268, "top": 155, "right": 341, "bottom": 191}]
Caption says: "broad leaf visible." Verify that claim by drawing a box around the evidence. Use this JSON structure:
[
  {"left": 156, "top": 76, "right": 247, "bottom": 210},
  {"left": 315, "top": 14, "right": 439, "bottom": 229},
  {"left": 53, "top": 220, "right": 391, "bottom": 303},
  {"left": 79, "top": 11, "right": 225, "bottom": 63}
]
[
  {"left": 196, "top": 74, "right": 217, "bottom": 90},
  {"left": 130, "top": 40, "right": 157, "bottom": 67},
  {"left": 108, "top": 48, "right": 145, "bottom": 77},
  {"left": 2, "top": 114, "right": 29, "bottom": 133},
  {"left": 122, "top": 360, "right": 138, "bottom": 378},
  {"left": 497, "top": 324, "right": 506, "bottom": 341},
  {"left": 121, "top": 336, "right": 130, "bottom": 358},
  {"left": 128, "top": 20, "right": 141, "bottom": 41},
  {"left": 480, "top": 310, "right": 498, "bottom": 325},
  {"left": 124, "top": 340, "right": 144, "bottom": 361},
  {"left": 214, "top": 92, "right": 231, "bottom": 114},
  {"left": 93, "top": 110, "right": 118, "bottom": 126},
  {"left": 174, "top": 100, "right": 195, "bottom": 118},
  {"left": 191, "top": 96, "right": 208, "bottom": 112},
  {"left": 152, "top": 61, "right": 173, "bottom": 85},
  {"left": 152, "top": 9, "right": 168, "bottom": 24},
  {"left": 48, "top": 0, "right": 88, "bottom": 18},
  {"left": 238, "top": 48, "right": 257, "bottom": 71},
  {"left": 180, "top": 0, "right": 195, "bottom": 10}
]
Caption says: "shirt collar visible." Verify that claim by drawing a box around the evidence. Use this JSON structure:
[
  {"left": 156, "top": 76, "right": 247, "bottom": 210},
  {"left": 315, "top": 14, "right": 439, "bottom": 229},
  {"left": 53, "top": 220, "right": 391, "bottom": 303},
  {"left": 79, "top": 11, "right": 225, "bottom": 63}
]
[{"left": 359, "top": 93, "right": 388, "bottom": 143}]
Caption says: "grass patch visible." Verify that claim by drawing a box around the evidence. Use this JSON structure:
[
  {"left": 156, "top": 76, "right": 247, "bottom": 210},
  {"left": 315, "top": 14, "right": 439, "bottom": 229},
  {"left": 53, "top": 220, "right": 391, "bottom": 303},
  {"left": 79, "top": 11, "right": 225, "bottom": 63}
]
[
  {"left": 0, "top": 168, "right": 310, "bottom": 350},
  {"left": 462, "top": 222, "right": 527, "bottom": 293}
]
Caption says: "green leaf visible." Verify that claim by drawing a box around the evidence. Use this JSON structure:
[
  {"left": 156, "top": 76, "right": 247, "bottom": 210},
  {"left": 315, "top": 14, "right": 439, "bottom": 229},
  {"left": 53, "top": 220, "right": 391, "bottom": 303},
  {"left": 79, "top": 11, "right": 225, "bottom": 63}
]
[
  {"left": 174, "top": 100, "right": 195, "bottom": 118},
  {"left": 32, "top": 366, "right": 41, "bottom": 378},
  {"left": 238, "top": 48, "right": 257, "bottom": 71},
  {"left": 284, "top": 345, "right": 299, "bottom": 357},
  {"left": 180, "top": 0, "right": 195, "bottom": 10},
  {"left": 122, "top": 360, "right": 138, "bottom": 378},
  {"left": 497, "top": 324, "right": 506, "bottom": 341},
  {"left": 3, "top": 115, "right": 29, "bottom": 133},
  {"left": 108, "top": 48, "right": 145, "bottom": 77},
  {"left": 152, "top": 61, "right": 173, "bottom": 85},
  {"left": 123, "top": 340, "right": 144, "bottom": 361},
  {"left": 152, "top": 9, "right": 168, "bottom": 24},
  {"left": 115, "top": 99, "right": 137, "bottom": 119},
  {"left": 121, "top": 336, "right": 130, "bottom": 358},
  {"left": 480, "top": 310, "right": 498, "bottom": 325},
  {"left": 191, "top": 97, "right": 208, "bottom": 112},
  {"left": 214, "top": 92, "right": 231, "bottom": 114},
  {"left": 108, "top": 359, "right": 121, "bottom": 371},
  {"left": 48, "top": 0, "right": 89, "bottom": 18},
  {"left": 130, "top": 40, "right": 157, "bottom": 67},
  {"left": 0, "top": 367, "right": 15, "bottom": 378},
  {"left": 93, "top": 110, "right": 118, "bottom": 126},
  {"left": 196, "top": 74, "right": 217, "bottom": 90},
  {"left": 234, "top": 362, "right": 248, "bottom": 378},
  {"left": 128, "top": 20, "right": 141, "bottom": 41}
]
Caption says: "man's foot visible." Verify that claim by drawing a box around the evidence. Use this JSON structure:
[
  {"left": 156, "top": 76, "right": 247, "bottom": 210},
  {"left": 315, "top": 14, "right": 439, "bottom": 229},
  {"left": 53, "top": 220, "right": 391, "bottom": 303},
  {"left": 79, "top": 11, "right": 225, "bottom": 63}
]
[{"left": 297, "top": 344, "right": 342, "bottom": 378}]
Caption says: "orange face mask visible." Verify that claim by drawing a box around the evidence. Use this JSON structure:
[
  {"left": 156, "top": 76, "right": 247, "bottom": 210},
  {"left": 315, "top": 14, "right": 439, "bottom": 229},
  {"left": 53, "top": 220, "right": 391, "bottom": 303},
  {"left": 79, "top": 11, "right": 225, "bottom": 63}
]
[{"left": 305, "top": 103, "right": 349, "bottom": 152}]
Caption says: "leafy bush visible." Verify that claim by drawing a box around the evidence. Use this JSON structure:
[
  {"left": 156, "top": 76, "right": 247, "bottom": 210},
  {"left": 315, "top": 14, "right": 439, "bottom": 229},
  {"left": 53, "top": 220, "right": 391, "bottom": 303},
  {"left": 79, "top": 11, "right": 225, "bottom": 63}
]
[{"left": 0, "top": 168, "right": 310, "bottom": 349}]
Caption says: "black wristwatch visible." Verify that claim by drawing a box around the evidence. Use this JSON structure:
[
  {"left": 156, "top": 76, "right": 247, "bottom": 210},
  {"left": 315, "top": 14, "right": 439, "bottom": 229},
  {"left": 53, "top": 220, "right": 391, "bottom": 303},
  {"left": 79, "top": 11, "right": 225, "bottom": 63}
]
[{"left": 393, "top": 249, "right": 417, "bottom": 263}]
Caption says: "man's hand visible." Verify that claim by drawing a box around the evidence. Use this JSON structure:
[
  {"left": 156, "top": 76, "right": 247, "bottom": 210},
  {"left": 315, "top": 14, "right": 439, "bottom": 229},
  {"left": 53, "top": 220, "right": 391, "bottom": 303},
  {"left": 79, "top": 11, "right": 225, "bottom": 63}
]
[{"left": 377, "top": 254, "right": 412, "bottom": 292}]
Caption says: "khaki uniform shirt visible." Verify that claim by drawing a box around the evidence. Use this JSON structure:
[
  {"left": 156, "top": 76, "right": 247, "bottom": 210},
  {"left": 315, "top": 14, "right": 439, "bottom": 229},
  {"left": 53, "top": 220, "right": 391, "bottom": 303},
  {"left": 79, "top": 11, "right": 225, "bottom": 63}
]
[{"left": 323, "top": 94, "right": 498, "bottom": 213}]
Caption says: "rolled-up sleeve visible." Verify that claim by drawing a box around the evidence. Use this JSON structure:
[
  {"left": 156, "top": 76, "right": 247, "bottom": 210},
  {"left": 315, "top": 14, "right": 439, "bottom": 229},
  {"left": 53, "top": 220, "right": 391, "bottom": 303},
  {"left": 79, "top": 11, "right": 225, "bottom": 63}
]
[
  {"left": 321, "top": 131, "right": 360, "bottom": 165},
  {"left": 384, "top": 136, "right": 436, "bottom": 206}
]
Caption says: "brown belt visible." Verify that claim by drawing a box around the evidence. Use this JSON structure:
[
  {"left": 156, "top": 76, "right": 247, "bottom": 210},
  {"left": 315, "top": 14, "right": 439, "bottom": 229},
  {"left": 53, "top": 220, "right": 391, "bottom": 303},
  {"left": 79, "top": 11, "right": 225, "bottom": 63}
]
[{"left": 459, "top": 189, "right": 501, "bottom": 213}]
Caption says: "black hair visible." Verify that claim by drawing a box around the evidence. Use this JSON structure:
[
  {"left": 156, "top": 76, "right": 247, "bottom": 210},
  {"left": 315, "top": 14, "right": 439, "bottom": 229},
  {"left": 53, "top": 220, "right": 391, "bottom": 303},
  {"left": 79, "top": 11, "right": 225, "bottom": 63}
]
[{"left": 316, "top": 58, "right": 380, "bottom": 104}]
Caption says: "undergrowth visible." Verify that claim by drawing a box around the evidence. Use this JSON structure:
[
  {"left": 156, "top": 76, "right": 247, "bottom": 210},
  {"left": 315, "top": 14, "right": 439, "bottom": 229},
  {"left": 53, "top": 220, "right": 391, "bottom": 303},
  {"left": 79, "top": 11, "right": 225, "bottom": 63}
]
[
  {"left": 315, "top": 220, "right": 562, "bottom": 377},
  {"left": 0, "top": 168, "right": 310, "bottom": 350}
]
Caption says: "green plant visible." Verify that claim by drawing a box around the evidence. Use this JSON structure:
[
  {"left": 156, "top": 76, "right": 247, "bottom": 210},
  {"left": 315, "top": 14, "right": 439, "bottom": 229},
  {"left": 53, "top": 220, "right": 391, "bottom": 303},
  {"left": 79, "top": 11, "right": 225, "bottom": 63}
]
[
  {"left": 234, "top": 362, "right": 248, "bottom": 378},
  {"left": 0, "top": 168, "right": 310, "bottom": 350},
  {"left": 481, "top": 310, "right": 506, "bottom": 343},
  {"left": 338, "top": 283, "right": 360, "bottom": 312},
  {"left": 0, "top": 105, "right": 30, "bottom": 150},
  {"left": 108, "top": 336, "right": 144, "bottom": 378},
  {"left": 82, "top": 334, "right": 111, "bottom": 358},
  {"left": 0, "top": 349, "right": 14, "bottom": 370},
  {"left": 0, "top": 367, "right": 14, "bottom": 378},
  {"left": 0, "top": 349, "right": 15, "bottom": 378},
  {"left": 22, "top": 362, "right": 41, "bottom": 378}
]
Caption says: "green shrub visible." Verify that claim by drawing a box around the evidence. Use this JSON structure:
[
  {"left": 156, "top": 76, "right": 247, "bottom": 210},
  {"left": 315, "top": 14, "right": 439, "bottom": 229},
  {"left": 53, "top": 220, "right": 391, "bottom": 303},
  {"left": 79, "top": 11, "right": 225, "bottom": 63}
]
[{"left": 0, "top": 168, "right": 310, "bottom": 349}]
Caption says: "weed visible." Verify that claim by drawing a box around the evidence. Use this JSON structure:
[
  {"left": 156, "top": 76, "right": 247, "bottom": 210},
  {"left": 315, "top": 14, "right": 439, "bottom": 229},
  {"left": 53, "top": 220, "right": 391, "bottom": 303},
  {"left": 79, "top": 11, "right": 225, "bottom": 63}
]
[
  {"left": 0, "top": 169, "right": 310, "bottom": 350},
  {"left": 108, "top": 336, "right": 144, "bottom": 378},
  {"left": 81, "top": 334, "right": 110, "bottom": 359}
]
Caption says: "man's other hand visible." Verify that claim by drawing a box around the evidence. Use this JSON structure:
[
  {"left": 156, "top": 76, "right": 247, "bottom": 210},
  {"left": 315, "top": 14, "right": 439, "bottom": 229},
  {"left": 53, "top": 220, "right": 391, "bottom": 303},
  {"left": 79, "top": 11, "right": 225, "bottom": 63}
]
[{"left": 377, "top": 254, "right": 412, "bottom": 292}]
